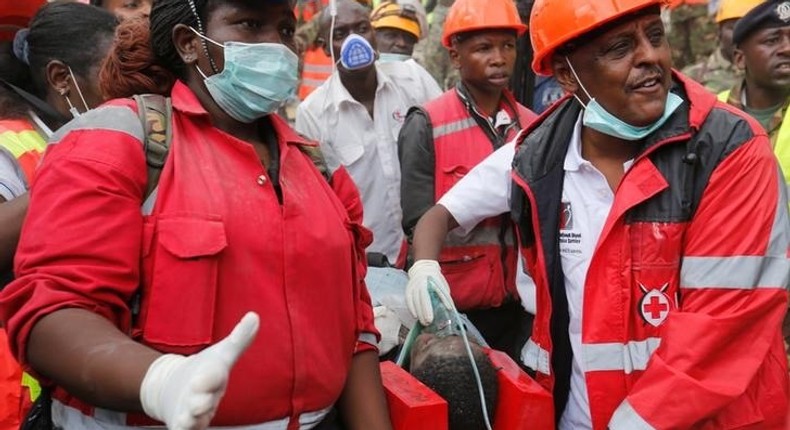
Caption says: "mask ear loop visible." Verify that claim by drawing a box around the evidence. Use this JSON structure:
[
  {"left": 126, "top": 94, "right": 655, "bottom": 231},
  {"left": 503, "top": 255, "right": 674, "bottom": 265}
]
[
  {"left": 428, "top": 278, "right": 494, "bottom": 430},
  {"left": 186, "top": 0, "right": 220, "bottom": 74},
  {"left": 188, "top": 26, "right": 224, "bottom": 79},
  {"left": 565, "top": 57, "right": 592, "bottom": 109},
  {"left": 67, "top": 66, "right": 90, "bottom": 113},
  {"left": 60, "top": 88, "right": 80, "bottom": 119}
]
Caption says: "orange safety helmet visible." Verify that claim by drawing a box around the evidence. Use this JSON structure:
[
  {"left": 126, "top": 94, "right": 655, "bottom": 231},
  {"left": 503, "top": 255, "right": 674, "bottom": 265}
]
[
  {"left": 0, "top": 0, "right": 45, "bottom": 42},
  {"left": 441, "top": 0, "right": 527, "bottom": 48},
  {"left": 530, "top": 0, "right": 665, "bottom": 76},
  {"left": 715, "top": 0, "right": 763, "bottom": 24}
]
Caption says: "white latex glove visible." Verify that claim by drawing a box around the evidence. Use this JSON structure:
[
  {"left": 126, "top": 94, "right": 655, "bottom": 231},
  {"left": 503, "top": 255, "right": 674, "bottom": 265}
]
[
  {"left": 140, "top": 312, "right": 260, "bottom": 430},
  {"left": 406, "top": 260, "right": 454, "bottom": 326},
  {"left": 374, "top": 305, "right": 402, "bottom": 355}
]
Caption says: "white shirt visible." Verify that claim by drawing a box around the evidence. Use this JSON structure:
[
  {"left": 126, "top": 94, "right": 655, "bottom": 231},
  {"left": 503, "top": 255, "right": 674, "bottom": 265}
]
[
  {"left": 558, "top": 115, "right": 632, "bottom": 430},
  {"left": 436, "top": 139, "right": 537, "bottom": 315},
  {"left": 437, "top": 115, "right": 631, "bottom": 430},
  {"left": 0, "top": 149, "right": 26, "bottom": 201},
  {"left": 296, "top": 64, "right": 441, "bottom": 263}
]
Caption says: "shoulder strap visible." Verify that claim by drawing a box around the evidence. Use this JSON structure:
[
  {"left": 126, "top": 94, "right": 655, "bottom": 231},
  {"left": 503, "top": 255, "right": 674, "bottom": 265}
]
[{"left": 133, "top": 94, "right": 172, "bottom": 200}]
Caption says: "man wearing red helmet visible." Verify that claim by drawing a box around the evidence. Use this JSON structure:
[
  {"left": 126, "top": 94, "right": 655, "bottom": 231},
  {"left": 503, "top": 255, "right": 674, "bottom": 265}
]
[
  {"left": 398, "top": 0, "right": 537, "bottom": 360},
  {"left": 407, "top": 0, "right": 789, "bottom": 428}
]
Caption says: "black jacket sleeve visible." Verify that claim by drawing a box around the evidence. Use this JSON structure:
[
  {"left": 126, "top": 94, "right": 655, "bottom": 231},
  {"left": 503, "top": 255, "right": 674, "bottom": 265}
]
[{"left": 398, "top": 107, "right": 435, "bottom": 241}]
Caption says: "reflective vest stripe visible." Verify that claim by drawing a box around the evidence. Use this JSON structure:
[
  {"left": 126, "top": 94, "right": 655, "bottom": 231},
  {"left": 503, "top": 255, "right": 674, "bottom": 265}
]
[
  {"left": 303, "top": 63, "right": 334, "bottom": 74},
  {"left": 583, "top": 337, "right": 661, "bottom": 374},
  {"left": 54, "top": 399, "right": 333, "bottom": 429},
  {"left": 50, "top": 105, "right": 144, "bottom": 144},
  {"left": 609, "top": 399, "right": 655, "bottom": 430},
  {"left": 301, "top": 77, "right": 329, "bottom": 88},
  {"left": 717, "top": 89, "right": 730, "bottom": 103},
  {"left": 432, "top": 117, "right": 477, "bottom": 139},
  {"left": 520, "top": 338, "right": 551, "bottom": 375},
  {"left": 0, "top": 130, "right": 46, "bottom": 158},
  {"left": 681, "top": 256, "right": 790, "bottom": 290},
  {"left": 0, "top": 123, "right": 46, "bottom": 186}
]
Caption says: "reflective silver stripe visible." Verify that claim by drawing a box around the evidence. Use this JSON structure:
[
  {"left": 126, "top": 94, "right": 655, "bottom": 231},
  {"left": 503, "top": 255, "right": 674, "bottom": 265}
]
[
  {"left": 432, "top": 117, "right": 476, "bottom": 139},
  {"left": 50, "top": 105, "right": 144, "bottom": 144},
  {"left": 54, "top": 399, "right": 332, "bottom": 430},
  {"left": 301, "top": 77, "right": 328, "bottom": 88},
  {"left": 584, "top": 337, "right": 661, "bottom": 374},
  {"left": 303, "top": 64, "right": 334, "bottom": 74},
  {"left": 520, "top": 338, "right": 551, "bottom": 375},
  {"left": 358, "top": 332, "right": 377, "bottom": 347},
  {"left": 609, "top": 399, "right": 655, "bottom": 430},
  {"left": 680, "top": 256, "right": 790, "bottom": 290},
  {"left": 445, "top": 224, "right": 514, "bottom": 247},
  {"left": 141, "top": 187, "right": 158, "bottom": 216}
]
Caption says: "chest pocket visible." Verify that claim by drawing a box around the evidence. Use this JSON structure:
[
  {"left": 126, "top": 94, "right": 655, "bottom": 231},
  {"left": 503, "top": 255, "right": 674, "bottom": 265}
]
[
  {"left": 140, "top": 216, "right": 227, "bottom": 353},
  {"left": 629, "top": 222, "right": 684, "bottom": 331}
]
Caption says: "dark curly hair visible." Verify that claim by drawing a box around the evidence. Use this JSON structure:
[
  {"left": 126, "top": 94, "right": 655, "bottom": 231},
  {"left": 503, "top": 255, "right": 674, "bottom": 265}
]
[
  {"left": 99, "top": 17, "right": 176, "bottom": 98},
  {"left": 411, "top": 346, "right": 499, "bottom": 430}
]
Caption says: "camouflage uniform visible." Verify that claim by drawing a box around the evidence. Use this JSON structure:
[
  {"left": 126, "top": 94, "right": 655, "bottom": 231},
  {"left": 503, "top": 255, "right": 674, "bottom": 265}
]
[
  {"left": 681, "top": 47, "right": 742, "bottom": 95},
  {"left": 667, "top": 3, "right": 717, "bottom": 70},
  {"left": 413, "top": 3, "right": 459, "bottom": 90}
]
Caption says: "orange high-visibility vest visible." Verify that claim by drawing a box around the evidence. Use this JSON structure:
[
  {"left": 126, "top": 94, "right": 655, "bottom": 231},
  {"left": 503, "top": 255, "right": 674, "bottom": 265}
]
[
  {"left": 0, "top": 119, "right": 45, "bottom": 430},
  {"left": 0, "top": 119, "right": 46, "bottom": 189},
  {"left": 299, "top": 47, "right": 334, "bottom": 101}
]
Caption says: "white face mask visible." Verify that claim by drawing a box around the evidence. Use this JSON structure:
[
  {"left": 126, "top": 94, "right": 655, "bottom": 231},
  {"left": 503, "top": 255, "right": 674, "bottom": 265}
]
[
  {"left": 565, "top": 57, "right": 682, "bottom": 141},
  {"left": 190, "top": 28, "right": 299, "bottom": 123},
  {"left": 378, "top": 52, "right": 411, "bottom": 63}
]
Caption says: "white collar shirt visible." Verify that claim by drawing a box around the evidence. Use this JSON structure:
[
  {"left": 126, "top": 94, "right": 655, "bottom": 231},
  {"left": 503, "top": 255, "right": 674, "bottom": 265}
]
[
  {"left": 296, "top": 65, "right": 440, "bottom": 263},
  {"left": 559, "top": 114, "right": 633, "bottom": 430}
]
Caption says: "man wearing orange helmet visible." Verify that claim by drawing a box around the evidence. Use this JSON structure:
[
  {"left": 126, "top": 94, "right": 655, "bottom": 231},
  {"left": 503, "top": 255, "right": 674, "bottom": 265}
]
[
  {"left": 405, "top": 0, "right": 789, "bottom": 428},
  {"left": 398, "top": 0, "right": 537, "bottom": 359}
]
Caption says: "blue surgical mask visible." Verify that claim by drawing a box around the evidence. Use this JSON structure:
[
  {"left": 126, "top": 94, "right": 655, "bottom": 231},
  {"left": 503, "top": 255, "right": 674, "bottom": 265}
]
[
  {"left": 565, "top": 57, "right": 683, "bottom": 141},
  {"left": 340, "top": 34, "right": 376, "bottom": 70},
  {"left": 191, "top": 28, "right": 298, "bottom": 123},
  {"left": 378, "top": 52, "right": 411, "bottom": 63}
]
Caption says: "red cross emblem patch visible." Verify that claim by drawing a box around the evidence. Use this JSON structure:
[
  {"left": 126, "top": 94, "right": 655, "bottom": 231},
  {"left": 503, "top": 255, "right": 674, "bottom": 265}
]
[{"left": 638, "top": 283, "right": 671, "bottom": 327}]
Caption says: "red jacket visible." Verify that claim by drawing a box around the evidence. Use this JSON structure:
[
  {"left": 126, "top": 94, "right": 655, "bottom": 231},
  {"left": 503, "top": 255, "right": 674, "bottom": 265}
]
[
  {"left": 0, "top": 81, "right": 378, "bottom": 426},
  {"left": 511, "top": 74, "right": 789, "bottom": 429},
  {"left": 409, "top": 87, "right": 536, "bottom": 310}
]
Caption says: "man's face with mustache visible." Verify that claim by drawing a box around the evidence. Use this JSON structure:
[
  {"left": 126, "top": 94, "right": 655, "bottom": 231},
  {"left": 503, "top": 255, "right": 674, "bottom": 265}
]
[{"left": 558, "top": 12, "right": 673, "bottom": 127}]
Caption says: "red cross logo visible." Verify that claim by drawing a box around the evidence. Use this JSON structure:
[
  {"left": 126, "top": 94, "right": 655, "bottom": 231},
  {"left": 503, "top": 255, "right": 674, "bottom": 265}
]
[
  {"left": 643, "top": 296, "right": 668, "bottom": 319},
  {"left": 638, "top": 283, "right": 671, "bottom": 327}
]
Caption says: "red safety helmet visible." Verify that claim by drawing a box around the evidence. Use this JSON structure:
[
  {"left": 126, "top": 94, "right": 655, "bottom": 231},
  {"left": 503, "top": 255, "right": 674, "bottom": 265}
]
[
  {"left": 530, "top": 0, "right": 665, "bottom": 76},
  {"left": 0, "top": 0, "right": 45, "bottom": 42}
]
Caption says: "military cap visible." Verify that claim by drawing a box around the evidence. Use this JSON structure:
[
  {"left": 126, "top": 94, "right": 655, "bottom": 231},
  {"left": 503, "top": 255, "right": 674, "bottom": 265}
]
[{"left": 733, "top": 0, "right": 790, "bottom": 45}]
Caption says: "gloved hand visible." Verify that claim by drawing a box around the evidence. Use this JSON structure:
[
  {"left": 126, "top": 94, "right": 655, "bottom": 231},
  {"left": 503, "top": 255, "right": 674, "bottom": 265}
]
[
  {"left": 374, "top": 306, "right": 402, "bottom": 355},
  {"left": 406, "top": 260, "right": 454, "bottom": 326},
  {"left": 140, "top": 312, "right": 260, "bottom": 430}
]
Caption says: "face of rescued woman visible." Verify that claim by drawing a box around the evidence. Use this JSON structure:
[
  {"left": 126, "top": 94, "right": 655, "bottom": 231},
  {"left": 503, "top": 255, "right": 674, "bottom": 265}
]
[
  {"left": 195, "top": 0, "right": 297, "bottom": 74},
  {"left": 563, "top": 12, "right": 673, "bottom": 127}
]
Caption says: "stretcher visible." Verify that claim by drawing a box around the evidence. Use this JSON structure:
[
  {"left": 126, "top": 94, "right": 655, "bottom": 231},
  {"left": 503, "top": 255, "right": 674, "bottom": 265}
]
[{"left": 380, "top": 348, "right": 555, "bottom": 430}]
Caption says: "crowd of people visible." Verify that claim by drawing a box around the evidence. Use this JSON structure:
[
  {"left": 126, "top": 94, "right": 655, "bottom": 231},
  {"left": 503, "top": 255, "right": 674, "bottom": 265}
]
[{"left": 0, "top": 0, "right": 787, "bottom": 429}]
